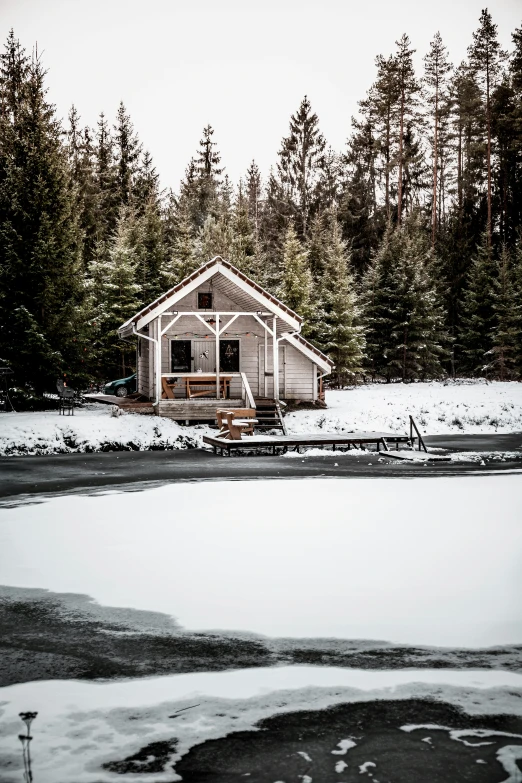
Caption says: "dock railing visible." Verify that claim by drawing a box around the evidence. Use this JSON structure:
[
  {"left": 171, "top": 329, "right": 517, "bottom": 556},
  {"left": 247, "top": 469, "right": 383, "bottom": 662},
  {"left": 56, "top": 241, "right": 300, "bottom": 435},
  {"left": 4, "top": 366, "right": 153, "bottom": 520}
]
[{"left": 409, "top": 415, "right": 428, "bottom": 452}]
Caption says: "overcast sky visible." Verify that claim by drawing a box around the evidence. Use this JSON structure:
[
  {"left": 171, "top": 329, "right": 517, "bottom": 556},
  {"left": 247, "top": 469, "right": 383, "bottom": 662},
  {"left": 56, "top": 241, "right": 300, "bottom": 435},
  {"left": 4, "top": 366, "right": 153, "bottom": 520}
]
[{"left": 2, "top": 0, "right": 520, "bottom": 192}]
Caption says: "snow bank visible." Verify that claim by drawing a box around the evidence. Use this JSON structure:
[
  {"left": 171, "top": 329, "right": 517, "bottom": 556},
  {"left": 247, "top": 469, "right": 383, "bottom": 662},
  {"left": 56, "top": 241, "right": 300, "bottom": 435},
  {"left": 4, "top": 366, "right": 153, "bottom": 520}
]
[
  {"left": 1, "top": 476, "right": 521, "bottom": 647},
  {"left": 287, "top": 381, "right": 522, "bottom": 436},
  {"left": 1, "top": 381, "right": 521, "bottom": 456},
  {"left": 1, "top": 667, "right": 522, "bottom": 783},
  {"left": 281, "top": 448, "right": 522, "bottom": 464},
  {"left": 0, "top": 405, "right": 207, "bottom": 456}
]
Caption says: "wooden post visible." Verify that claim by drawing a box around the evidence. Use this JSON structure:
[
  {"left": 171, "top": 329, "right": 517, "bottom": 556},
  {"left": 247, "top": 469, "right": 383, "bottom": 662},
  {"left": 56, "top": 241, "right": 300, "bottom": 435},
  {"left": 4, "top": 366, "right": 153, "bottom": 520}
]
[
  {"left": 155, "top": 317, "right": 161, "bottom": 407},
  {"left": 264, "top": 327, "right": 268, "bottom": 398},
  {"left": 215, "top": 313, "right": 220, "bottom": 400},
  {"left": 272, "top": 316, "right": 279, "bottom": 401}
]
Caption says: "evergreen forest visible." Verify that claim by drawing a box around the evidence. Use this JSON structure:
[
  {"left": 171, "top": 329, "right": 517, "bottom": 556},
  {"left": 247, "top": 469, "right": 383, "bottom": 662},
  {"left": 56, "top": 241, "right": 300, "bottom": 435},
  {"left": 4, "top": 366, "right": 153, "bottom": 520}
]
[{"left": 1, "top": 10, "right": 522, "bottom": 400}]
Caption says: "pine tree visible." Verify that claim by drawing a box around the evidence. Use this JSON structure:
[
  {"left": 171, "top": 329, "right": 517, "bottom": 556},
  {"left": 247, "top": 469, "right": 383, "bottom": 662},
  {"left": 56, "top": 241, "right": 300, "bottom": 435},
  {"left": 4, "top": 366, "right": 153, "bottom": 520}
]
[
  {"left": 424, "top": 32, "right": 452, "bottom": 246},
  {"left": 195, "top": 214, "right": 233, "bottom": 267},
  {"left": 94, "top": 111, "right": 118, "bottom": 243},
  {"left": 87, "top": 206, "right": 142, "bottom": 377},
  {"left": 362, "top": 215, "right": 447, "bottom": 380},
  {"left": 244, "top": 160, "right": 262, "bottom": 240},
  {"left": 514, "top": 241, "right": 522, "bottom": 375},
  {"left": 229, "top": 196, "right": 259, "bottom": 277},
  {"left": 114, "top": 102, "right": 142, "bottom": 207},
  {"left": 487, "top": 245, "right": 520, "bottom": 379},
  {"left": 277, "top": 96, "right": 326, "bottom": 238},
  {"left": 317, "top": 218, "right": 365, "bottom": 385},
  {"left": 387, "top": 217, "right": 448, "bottom": 380},
  {"left": 135, "top": 197, "right": 165, "bottom": 303},
  {"left": 468, "top": 9, "right": 507, "bottom": 246},
  {"left": 339, "top": 119, "right": 382, "bottom": 275},
  {"left": 459, "top": 233, "right": 496, "bottom": 375},
  {"left": 0, "top": 36, "right": 85, "bottom": 392},
  {"left": 67, "top": 106, "right": 98, "bottom": 268},
  {"left": 257, "top": 169, "right": 292, "bottom": 287},
  {"left": 278, "top": 222, "right": 312, "bottom": 317},
  {"left": 193, "top": 125, "right": 223, "bottom": 228},
  {"left": 393, "top": 35, "right": 422, "bottom": 225},
  {"left": 361, "top": 224, "right": 396, "bottom": 379},
  {"left": 133, "top": 150, "right": 160, "bottom": 214},
  {"left": 371, "top": 55, "right": 400, "bottom": 221},
  {"left": 160, "top": 201, "right": 197, "bottom": 288}
]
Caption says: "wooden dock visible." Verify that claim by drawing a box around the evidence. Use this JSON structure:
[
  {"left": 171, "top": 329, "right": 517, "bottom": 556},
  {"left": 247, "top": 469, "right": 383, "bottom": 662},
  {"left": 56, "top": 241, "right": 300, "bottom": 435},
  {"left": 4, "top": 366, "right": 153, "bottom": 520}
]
[{"left": 203, "top": 431, "right": 415, "bottom": 456}]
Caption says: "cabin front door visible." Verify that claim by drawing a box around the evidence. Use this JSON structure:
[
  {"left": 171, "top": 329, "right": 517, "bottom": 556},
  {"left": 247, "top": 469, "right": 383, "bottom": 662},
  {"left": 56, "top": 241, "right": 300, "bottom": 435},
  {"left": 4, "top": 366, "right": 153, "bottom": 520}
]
[{"left": 193, "top": 340, "right": 216, "bottom": 373}]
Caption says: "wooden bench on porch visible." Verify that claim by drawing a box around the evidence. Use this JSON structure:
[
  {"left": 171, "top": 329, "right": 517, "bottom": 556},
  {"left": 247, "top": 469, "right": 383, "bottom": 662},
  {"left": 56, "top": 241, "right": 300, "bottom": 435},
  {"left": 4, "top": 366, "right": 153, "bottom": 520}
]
[
  {"left": 216, "top": 408, "right": 257, "bottom": 440},
  {"left": 161, "top": 374, "right": 233, "bottom": 400}
]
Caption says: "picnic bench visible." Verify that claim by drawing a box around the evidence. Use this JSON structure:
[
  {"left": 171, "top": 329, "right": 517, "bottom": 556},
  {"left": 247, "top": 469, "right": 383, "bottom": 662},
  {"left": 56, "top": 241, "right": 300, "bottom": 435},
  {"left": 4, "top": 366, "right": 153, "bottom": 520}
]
[
  {"left": 161, "top": 374, "right": 233, "bottom": 400},
  {"left": 216, "top": 408, "right": 257, "bottom": 440}
]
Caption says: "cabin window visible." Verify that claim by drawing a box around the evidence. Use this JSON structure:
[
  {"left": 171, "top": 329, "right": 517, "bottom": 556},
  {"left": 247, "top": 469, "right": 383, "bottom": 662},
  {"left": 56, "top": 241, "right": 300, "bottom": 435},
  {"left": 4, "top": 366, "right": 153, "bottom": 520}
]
[
  {"left": 198, "top": 291, "right": 213, "bottom": 309},
  {"left": 171, "top": 340, "right": 191, "bottom": 372},
  {"left": 219, "top": 339, "right": 240, "bottom": 373}
]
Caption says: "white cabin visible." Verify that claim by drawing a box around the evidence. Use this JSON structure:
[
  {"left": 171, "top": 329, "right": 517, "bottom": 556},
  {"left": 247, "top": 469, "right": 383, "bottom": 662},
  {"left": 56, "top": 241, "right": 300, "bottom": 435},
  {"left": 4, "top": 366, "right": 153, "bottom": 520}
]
[{"left": 118, "top": 256, "right": 333, "bottom": 420}]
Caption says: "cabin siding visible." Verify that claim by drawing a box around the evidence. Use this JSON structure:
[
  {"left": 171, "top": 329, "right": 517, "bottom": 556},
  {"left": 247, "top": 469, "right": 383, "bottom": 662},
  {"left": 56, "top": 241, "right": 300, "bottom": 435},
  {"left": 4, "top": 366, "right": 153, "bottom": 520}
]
[
  {"left": 131, "top": 277, "right": 329, "bottom": 409},
  {"left": 137, "top": 338, "right": 150, "bottom": 397}
]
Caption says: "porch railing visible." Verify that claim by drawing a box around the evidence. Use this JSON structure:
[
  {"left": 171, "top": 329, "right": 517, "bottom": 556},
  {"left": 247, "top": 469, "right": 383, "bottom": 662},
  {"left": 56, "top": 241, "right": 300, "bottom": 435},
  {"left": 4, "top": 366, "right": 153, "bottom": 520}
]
[{"left": 240, "top": 372, "right": 256, "bottom": 409}]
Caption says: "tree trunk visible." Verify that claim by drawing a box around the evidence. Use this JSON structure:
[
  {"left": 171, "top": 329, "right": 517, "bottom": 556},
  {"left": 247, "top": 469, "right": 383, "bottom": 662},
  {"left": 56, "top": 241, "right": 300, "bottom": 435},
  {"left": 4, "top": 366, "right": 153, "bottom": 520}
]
[
  {"left": 397, "top": 87, "right": 405, "bottom": 225},
  {"left": 385, "top": 104, "right": 391, "bottom": 221},
  {"left": 457, "top": 121, "right": 463, "bottom": 222},
  {"left": 431, "top": 84, "right": 439, "bottom": 247},
  {"left": 402, "top": 326, "right": 408, "bottom": 381},
  {"left": 486, "top": 61, "right": 492, "bottom": 247}
]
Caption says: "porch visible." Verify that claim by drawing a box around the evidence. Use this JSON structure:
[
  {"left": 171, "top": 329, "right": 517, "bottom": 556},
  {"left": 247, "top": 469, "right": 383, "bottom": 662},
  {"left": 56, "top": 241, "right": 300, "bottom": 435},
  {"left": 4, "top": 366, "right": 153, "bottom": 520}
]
[{"left": 156, "top": 370, "right": 256, "bottom": 421}]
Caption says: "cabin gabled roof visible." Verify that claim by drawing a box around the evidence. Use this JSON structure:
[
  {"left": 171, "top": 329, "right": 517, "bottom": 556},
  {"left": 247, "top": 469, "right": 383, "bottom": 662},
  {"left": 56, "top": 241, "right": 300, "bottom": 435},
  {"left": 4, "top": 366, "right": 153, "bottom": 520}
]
[
  {"left": 283, "top": 332, "right": 334, "bottom": 372},
  {"left": 118, "top": 256, "right": 302, "bottom": 334},
  {"left": 118, "top": 255, "right": 333, "bottom": 374}
]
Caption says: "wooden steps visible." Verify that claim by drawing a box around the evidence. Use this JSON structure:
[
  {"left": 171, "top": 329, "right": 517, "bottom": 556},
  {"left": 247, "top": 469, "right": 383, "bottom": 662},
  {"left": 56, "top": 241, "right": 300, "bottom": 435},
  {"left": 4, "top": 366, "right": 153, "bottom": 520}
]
[{"left": 254, "top": 398, "right": 287, "bottom": 434}]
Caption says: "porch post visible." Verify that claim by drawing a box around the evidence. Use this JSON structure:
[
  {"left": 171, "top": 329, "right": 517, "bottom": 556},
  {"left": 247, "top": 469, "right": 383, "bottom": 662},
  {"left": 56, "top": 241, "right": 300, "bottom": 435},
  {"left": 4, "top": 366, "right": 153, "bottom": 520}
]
[
  {"left": 272, "top": 316, "right": 279, "bottom": 401},
  {"left": 215, "top": 312, "right": 220, "bottom": 400},
  {"left": 264, "top": 327, "right": 268, "bottom": 397},
  {"left": 155, "top": 316, "right": 162, "bottom": 406}
]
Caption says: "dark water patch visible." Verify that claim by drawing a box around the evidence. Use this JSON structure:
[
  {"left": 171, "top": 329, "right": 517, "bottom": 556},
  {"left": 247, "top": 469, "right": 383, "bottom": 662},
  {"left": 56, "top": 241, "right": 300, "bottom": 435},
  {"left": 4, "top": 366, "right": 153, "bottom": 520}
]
[
  {"left": 1, "top": 586, "right": 522, "bottom": 687},
  {"left": 103, "top": 738, "right": 178, "bottom": 774},
  {"left": 175, "top": 699, "right": 522, "bottom": 783}
]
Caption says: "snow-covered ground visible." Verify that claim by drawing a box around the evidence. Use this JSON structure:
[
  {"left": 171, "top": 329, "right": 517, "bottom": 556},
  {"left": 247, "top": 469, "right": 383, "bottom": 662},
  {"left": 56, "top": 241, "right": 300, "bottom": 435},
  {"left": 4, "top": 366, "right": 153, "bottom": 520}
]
[
  {"left": 1, "top": 477, "right": 521, "bottom": 647},
  {"left": 0, "top": 380, "right": 521, "bottom": 456},
  {"left": 0, "top": 404, "right": 209, "bottom": 456},
  {"left": 286, "top": 380, "right": 522, "bottom": 436},
  {"left": 1, "top": 666, "right": 522, "bottom": 783}
]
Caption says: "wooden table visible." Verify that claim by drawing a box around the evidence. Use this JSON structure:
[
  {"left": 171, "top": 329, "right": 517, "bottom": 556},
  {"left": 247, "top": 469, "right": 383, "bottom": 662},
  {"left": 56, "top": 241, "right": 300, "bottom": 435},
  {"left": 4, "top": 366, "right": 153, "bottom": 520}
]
[{"left": 162, "top": 374, "right": 233, "bottom": 399}]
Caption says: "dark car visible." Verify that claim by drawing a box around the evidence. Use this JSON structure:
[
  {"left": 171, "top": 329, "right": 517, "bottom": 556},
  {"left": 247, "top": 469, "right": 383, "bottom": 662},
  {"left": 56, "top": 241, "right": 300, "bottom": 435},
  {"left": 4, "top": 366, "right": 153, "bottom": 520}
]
[{"left": 103, "top": 373, "right": 136, "bottom": 398}]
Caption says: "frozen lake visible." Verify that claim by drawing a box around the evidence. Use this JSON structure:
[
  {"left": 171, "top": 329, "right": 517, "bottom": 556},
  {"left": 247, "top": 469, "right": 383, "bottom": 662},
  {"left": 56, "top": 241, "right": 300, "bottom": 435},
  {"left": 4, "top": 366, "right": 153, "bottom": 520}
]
[
  {"left": 1, "top": 476, "right": 521, "bottom": 647},
  {"left": 2, "top": 665, "right": 522, "bottom": 783}
]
